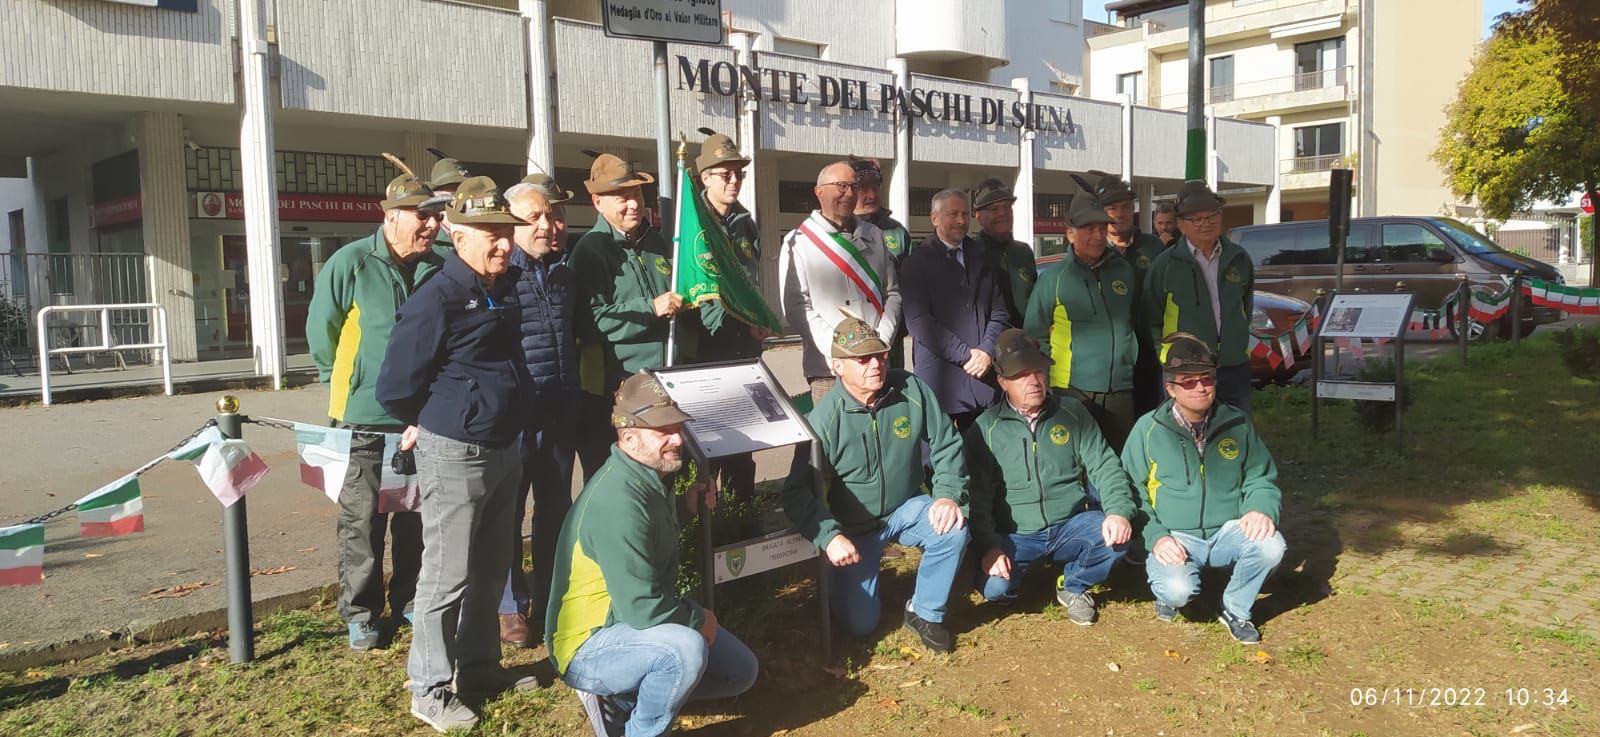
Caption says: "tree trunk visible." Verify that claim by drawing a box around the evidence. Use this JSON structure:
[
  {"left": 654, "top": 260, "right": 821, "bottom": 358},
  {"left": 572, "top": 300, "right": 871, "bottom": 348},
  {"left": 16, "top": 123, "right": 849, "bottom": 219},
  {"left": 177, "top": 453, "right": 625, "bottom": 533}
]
[{"left": 1590, "top": 184, "right": 1599, "bottom": 288}]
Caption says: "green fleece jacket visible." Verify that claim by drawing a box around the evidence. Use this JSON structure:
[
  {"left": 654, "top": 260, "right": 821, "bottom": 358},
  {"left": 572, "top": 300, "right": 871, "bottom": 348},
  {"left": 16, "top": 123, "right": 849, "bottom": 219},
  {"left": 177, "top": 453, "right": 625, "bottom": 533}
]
[
  {"left": 782, "top": 370, "right": 968, "bottom": 549},
  {"left": 1120, "top": 400, "right": 1281, "bottom": 549},
  {"left": 976, "top": 230, "right": 1038, "bottom": 328},
  {"left": 1023, "top": 249, "right": 1139, "bottom": 394},
  {"left": 305, "top": 229, "right": 447, "bottom": 426},
  {"left": 965, "top": 395, "right": 1136, "bottom": 551},
  {"left": 1113, "top": 230, "right": 1165, "bottom": 286},
  {"left": 1143, "top": 237, "right": 1255, "bottom": 368},
  {"left": 865, "top": 209, "right": 912, "bottom": 266},
  {"left": 570, "top": 218, "right": 677, "bottom": 394},
  {"left": 544, "top": 444, "right": 705, "bottom": 674}
]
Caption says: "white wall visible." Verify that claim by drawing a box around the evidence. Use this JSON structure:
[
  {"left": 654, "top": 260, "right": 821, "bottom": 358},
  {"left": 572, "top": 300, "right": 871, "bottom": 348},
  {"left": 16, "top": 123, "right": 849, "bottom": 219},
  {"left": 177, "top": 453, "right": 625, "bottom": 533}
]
[
  {"left": 727, "top": 0, "right": 895, "bottom": 68},
  {"left": 992, "top": 0, "right": 1084, "bottom": 91},
  {"left": 0, "top": 0, "right": 234, "bottom": 103}
]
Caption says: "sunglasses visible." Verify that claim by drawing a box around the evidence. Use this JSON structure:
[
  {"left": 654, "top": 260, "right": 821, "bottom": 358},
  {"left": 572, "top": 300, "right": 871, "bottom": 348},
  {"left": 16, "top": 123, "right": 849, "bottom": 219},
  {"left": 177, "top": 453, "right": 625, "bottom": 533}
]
[
  {"left": 415, "top": 210, "right": 444, "bottom": 222},
  {"left": 1168, "top": 374, "right": 1216, "bottom": 390},
  {"left": 706, "top": 169, "right": 746, "bottom": 183},
  {"left": 846, "top": 353, "right": 888, "bottom": 365}
]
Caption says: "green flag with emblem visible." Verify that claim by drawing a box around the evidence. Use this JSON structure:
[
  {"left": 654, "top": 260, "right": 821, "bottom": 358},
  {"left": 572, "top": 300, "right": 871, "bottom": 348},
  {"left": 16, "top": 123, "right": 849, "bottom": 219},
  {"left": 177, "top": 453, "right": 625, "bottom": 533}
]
[{"left": 672, "top": 160, "right": 783, "bottom": 332}]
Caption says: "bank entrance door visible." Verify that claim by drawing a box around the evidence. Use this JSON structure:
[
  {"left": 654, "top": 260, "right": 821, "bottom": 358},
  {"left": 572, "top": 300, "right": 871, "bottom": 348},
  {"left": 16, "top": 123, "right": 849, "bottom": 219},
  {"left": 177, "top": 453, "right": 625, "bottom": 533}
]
[{"left": 220, "top": 232, "right": 355, "bottom": 357}]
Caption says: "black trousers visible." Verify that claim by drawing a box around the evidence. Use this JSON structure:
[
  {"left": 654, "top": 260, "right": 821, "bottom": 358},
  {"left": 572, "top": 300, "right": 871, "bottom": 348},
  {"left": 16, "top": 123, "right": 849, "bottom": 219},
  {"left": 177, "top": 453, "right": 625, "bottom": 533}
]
[
  {"left": 334, "top": 421, "right": 422, "bottom": 624},
  {"left": 503, "top": 393, "right": 580, "bottom": 618}
]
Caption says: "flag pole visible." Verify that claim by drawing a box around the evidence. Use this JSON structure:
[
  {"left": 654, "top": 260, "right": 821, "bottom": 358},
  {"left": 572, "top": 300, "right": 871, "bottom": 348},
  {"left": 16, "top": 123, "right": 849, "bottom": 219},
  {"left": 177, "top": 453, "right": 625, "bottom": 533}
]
[{"left": 666, "top": 136, "right": 687, "bottom": 368}]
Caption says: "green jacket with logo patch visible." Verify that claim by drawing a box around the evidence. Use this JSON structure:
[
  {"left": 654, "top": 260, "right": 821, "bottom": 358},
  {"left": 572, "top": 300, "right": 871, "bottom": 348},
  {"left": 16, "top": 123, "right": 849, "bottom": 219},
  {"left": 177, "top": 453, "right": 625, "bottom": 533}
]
[
  {"left": 570, "top": 217, "right": 679, "bottom": 394},
  {"left": 864, "top": 209, "right": 911, "bottom": 266},
  {"left": 1119, "top": 400, "right": 1281, "bottom": 549},
  {"left": 1142, "top": 237, "right": 1255, "bottom": 368},
  {"left": 782, "top": 370, "right": 968, "bottom": 549},
  {"left": 1023, "top": 249, "right": 1139, "bottom": 394},
  {"left": 306, "top": 228, "right": 448, "bottom": 426},
  {"left": 544, "top": 444, "right": 706, "bottom": 674},
  {"left": 964, "top": 395, "right": 1136, "bottom": 551},
  {"left": 976, "top": 230, "right": 1038, "bottom": 328},
  {"left": 1113, "top": 230, "right": 1165, "bottom": 287}
]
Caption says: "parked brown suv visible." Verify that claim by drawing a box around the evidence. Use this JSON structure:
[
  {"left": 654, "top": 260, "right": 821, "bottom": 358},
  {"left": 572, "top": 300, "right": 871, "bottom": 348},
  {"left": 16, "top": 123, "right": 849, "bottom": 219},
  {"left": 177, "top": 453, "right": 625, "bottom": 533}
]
[{"left": 1228, "top": 216, "right": 1566, "bottom": 339}]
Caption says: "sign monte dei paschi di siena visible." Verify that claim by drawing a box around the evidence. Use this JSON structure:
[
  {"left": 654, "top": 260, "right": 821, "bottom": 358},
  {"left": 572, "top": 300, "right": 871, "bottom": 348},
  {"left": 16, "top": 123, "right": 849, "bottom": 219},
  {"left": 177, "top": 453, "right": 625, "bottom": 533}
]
[{"left": 677, "top": 56, "right": 1079, "bottom": 136}]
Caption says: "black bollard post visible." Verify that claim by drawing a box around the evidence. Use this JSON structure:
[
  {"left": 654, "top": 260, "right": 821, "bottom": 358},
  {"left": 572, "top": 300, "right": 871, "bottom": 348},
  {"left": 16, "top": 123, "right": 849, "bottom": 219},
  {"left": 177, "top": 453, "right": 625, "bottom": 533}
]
[
  {"left": 215, "top": 395, "right": 255, "bottom": 664},
  {"left": 1456, "top": 276, "right": 1470, "bottom": 364},
  {"left": 1511, "top": 270, "right": 1523, "bottom": 351}
]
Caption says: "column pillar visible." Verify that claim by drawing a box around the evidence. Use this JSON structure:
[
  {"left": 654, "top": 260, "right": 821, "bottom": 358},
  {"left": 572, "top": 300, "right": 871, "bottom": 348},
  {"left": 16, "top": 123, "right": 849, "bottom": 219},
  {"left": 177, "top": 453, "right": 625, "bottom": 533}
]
[
  {"left": 1137, "top": 183, "right": 1154, "bottom": 232},
  {"left": 1120, "top": 98, "right": 1134, "bottom": 184},
  {"left": 887, "top": 58, "right": 911, "bottom": 225},
  {"left": 1265, "top": 115, "right": 1283, "bottom": 224},
  {"left": 1204, "top": 107, "right": 1219, "bottom": 190},
  {"left": 521, "top": 0, "right": 555, "bottom": 175},
  {"left": 731, "top": 31, "right": 759, "bottom": 216},
  {"left": 138, "top": 112, "right": 198, "bottom": 362},
  {"left": 402, "top": 132, "right": 438, "bottom": 182},
  {"left": 1010, "top": 77, "right": 1036, "bottom": 251},
  {"left": 239, "top": 0, "right": 284, "bottom": 385}
]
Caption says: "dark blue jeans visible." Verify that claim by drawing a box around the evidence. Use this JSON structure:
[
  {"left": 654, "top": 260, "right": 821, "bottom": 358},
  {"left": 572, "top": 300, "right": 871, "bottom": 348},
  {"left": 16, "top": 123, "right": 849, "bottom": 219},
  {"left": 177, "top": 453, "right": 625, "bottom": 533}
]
[{"left": 976, "top": 510, "right": 1126, "bottom": 603}]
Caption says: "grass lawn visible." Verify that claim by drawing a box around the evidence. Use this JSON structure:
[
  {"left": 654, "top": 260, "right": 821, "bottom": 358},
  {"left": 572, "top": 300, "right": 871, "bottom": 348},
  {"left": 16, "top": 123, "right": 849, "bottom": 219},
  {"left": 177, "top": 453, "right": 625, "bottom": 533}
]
[{"left": 3, "top": 334, "right": 1599, "bottom": 736}]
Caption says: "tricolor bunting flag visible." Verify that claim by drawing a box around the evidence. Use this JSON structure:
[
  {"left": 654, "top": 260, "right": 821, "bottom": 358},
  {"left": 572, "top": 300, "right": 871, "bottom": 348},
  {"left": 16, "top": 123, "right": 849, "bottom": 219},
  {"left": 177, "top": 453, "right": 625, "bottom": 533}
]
[
  {"left": 196, "top": 439, "right": 270, "bottom": 507},
  {"left": 75, "top": 474, "right": 145, "bottom": 537},
  {"left": 0, "top": 524, "right": 44, "bottom": 587},
  {"left": 295, "top": 423, "right": 353, "bottom": 503},
  {"left": 167, "top": 425, "right": 225, "bottom": 462}
]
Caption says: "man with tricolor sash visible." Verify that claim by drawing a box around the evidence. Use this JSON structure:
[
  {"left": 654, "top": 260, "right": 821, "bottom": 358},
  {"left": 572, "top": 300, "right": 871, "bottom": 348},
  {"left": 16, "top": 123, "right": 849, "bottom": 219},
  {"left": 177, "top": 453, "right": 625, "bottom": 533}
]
[
  {"left": 306, "top": 170, "right": 447, "bottom": 650},
  {"left": 779, "top": 161, "right": 902, "bottom": 404}
]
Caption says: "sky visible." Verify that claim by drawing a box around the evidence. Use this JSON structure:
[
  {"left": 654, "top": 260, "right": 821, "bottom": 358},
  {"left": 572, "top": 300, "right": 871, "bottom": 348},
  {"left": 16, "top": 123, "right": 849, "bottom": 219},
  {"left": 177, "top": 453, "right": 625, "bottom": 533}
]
[{"left": 1082, "top": 0, "right": 1520, "bottom": 39}]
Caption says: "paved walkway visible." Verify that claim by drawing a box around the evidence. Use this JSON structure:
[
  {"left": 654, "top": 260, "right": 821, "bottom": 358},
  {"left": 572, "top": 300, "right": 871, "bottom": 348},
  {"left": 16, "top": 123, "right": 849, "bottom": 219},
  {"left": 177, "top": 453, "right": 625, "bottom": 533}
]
[
  {"left": 0, "top": 353, "right": 319, "bottom": 403},
  {"left": 1334, "top": 535, "right": 1598, "bottom": 637},
  {"left": 0, "top": 345, "right": 813, "bottom": 667}
]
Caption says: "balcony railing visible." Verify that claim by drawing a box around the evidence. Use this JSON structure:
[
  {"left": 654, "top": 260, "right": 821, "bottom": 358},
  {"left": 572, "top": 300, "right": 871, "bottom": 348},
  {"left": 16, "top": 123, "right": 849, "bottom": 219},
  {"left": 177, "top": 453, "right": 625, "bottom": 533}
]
[
  {"left": 1153, "top": 65, "right": 1352, "bottom": 109},
  {"left": 1284, "top": 154, "right": 1345, "bottom": 174}
]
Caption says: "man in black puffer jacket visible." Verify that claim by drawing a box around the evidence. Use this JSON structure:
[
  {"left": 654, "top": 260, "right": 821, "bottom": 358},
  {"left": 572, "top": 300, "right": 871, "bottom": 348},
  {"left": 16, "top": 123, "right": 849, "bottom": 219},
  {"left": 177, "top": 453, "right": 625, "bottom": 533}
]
[{"left": 496, "top": 173, "right": 581, "bottom": 648}]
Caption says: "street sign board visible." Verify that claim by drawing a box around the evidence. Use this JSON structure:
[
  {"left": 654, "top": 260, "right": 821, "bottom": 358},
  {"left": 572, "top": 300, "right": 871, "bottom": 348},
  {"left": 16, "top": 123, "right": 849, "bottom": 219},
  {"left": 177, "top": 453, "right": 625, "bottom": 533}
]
[
  {"left": 1582, "top": 192, "right": 1593, "bottom": 215},
  {"left": 601, "top": 0, "right": 725, "bottom": 46}
]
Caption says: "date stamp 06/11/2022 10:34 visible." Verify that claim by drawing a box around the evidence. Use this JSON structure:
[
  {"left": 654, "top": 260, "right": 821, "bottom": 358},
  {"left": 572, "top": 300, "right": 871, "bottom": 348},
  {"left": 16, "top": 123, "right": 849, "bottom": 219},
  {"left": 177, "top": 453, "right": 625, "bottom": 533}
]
[{"left": 1348, "top": 686, "right": 1574, "bottom": 709}]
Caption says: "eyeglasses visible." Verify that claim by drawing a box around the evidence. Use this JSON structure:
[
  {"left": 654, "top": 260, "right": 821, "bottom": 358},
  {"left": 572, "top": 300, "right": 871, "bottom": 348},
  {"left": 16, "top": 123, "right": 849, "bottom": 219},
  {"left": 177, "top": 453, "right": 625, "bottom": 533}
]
[
  {"left": 846, "top": 353, "right": 888, "bottom": 365},
  {"left": 1180, "top": 213, "right": 1222, "bottom": 226},
  {"left": 817, "top": 181, "right": 859, "bottom": 194},
  {"left": 1168, "top": 374, "right": 1216, "bottom": 390},
  {"left": 706, "top": 169, "right": 746, "bottom": 183}
]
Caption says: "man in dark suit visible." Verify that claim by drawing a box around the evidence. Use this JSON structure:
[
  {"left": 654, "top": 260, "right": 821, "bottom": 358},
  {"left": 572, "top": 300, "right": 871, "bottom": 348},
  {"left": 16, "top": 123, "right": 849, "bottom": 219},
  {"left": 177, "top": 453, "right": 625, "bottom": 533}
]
[{"left": 900, "top": 189, "right": 1008, "bottom": 430}]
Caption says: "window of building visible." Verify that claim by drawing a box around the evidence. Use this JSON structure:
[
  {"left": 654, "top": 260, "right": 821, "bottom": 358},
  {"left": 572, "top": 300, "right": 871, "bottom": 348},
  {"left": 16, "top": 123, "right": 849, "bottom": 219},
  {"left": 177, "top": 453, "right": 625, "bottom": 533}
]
[
  {"left": 772, "top": 37, "right": 825, "bottom": 59},
  {"left": 1115, "top": 71, "right": 1143, "bottom": 104},
  {"left": 778, "top": 181, "right": 817, "bottom": 214},
  {"left": 6, "top": 210, "right": 24, "bottom": 304},
  {"left": 1292, "top": 122, "right": 1345, "bottom": 172},
  {"left": 1209, "top": 55, "right": 1235, "bottom": 103},
  {"left": 1295, "top": 37, "right": 1346, "bottom": 90}
]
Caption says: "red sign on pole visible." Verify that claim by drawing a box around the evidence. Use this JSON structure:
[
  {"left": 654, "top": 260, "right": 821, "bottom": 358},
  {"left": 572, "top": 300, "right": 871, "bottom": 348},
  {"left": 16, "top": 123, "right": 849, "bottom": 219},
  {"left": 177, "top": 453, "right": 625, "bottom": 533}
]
[{"left": 1582, "top": 192, "right": 1594, "bottom": 214}]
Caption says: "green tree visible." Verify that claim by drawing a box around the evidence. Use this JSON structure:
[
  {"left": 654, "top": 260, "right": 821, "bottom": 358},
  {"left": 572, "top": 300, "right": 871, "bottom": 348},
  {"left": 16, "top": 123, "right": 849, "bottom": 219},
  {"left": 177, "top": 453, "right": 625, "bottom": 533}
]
[{"left": 1434, "top": 27, "right": 1600, "bottom": 284}]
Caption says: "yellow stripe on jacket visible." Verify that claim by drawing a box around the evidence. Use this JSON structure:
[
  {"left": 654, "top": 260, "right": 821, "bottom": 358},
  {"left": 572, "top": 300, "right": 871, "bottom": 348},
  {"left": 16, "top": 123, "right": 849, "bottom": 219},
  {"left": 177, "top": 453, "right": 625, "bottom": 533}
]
[
  {"left": 1145, "top": 460, "right": 1161, "bottom": 509},
  {"left": 550, "top": 536, "right": 611, "bottom": 673},
  {"left": 1049, "top": 303, "right": 1074, "bottom": 389},
  {"left": 327, "top": 302, "right": 362, "bottom": 422},
  {"left": 1159, "top": 294, "right": 1180, "bottom": 362}
]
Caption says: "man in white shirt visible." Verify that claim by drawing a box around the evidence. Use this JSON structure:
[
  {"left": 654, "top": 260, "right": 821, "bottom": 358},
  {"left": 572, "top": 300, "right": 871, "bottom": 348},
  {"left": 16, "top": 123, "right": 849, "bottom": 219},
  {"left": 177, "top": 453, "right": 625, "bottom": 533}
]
[{"left": 779, "top": 161, "right": 903, "bottom": 404}]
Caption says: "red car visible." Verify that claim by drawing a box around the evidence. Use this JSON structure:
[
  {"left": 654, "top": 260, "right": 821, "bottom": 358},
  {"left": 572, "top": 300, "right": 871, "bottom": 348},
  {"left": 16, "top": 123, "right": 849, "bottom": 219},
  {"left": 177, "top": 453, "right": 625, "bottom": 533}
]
[{"left": 1033, "top": 252, "right": 1315, "bottom": 384}]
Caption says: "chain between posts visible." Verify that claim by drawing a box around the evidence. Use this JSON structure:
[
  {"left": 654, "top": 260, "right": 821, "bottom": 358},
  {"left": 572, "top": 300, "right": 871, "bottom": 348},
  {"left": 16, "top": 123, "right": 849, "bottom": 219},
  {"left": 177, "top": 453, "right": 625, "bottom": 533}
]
[{"left": 14, "top": 419, "right": 219, "bottom": 526}]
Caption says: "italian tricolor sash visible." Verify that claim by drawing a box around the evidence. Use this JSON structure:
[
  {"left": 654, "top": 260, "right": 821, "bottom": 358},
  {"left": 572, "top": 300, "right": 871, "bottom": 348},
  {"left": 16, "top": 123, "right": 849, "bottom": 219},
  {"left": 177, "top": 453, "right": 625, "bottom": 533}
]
[{"left": 797, "top": 213, "right": 885, "bottom": 314}]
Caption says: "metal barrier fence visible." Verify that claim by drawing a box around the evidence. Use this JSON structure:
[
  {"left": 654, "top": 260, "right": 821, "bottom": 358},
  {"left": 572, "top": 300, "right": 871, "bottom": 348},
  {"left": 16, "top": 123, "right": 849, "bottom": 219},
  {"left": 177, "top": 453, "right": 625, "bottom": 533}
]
[
  {"left": 1490, "top": 214, "right": 1591, "bottom": 266},
  {"left": 36, "top": 303, "right": 173, "bottom": 406},
  {"left": 0, "top": 253, "right": 151, "bottom": 370}
]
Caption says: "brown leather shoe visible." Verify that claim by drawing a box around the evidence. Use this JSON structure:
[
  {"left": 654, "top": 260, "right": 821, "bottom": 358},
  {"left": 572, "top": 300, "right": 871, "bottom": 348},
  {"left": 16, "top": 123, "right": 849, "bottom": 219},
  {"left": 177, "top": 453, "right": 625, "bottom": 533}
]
[{"left": 499, "top": 613, "right": 531, "bottom": 647}]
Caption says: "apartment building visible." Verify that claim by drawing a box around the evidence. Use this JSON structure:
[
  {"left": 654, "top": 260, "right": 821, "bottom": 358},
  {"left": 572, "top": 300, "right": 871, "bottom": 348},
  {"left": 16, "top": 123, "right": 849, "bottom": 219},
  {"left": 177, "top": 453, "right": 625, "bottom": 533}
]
[{"left": 1086, "top": 0, "right": 1481, "bottom": 225}]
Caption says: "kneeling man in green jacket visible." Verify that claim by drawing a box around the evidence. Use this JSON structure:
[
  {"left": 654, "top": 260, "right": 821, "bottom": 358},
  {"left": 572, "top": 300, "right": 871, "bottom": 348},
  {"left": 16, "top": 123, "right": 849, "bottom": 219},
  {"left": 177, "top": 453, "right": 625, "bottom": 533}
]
[
  {"left": 966, "top": 329, "right": 1136, "bottom": 625},
  {"left": 782, "top": 312, "right": 971, "bottom": 653},
  {"left": 1121, "top": 333, "right": 1286, "bottom": 645}
]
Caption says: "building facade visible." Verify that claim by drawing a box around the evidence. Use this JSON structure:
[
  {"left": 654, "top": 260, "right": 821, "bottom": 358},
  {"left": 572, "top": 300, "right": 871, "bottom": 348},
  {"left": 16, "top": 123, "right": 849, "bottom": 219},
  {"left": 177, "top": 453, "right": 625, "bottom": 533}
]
[
  {"left": 1086, "top": 0, "right": 1480, "bottom": 225},
  {"left": 0, "top": 0, "right": 1276, "bottom": 365}
]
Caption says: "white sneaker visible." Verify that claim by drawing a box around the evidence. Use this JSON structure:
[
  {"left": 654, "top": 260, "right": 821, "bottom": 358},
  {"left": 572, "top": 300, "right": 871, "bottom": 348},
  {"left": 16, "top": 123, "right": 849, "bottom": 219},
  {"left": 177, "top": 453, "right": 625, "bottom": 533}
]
[{"left": 410, "top": 688, "right": 478, "bottom": 733}]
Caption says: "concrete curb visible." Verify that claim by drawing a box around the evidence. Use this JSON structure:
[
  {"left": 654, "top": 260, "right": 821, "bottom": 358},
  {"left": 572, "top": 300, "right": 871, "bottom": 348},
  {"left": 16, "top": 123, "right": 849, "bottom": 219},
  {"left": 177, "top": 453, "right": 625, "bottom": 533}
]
[{"left": 0, "top": 583, "right": 337, "bottom": 671}]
